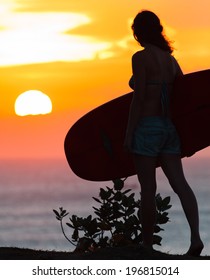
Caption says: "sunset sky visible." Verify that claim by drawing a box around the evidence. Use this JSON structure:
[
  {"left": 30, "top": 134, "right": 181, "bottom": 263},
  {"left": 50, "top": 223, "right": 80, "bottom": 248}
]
[{"left": 0, "top": 0, "right": 210, "bottom": 159}]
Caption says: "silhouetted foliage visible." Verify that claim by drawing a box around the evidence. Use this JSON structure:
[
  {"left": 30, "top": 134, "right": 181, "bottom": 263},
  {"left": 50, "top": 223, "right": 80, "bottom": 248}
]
[{"left": 53, "top": 179, "right": 171, "bottom": 252}]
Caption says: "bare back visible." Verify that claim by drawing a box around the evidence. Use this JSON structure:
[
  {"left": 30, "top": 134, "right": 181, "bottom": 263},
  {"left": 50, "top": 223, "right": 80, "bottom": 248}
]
[{"left": 132, "top": 45, "right": 183, "bottom": 117}]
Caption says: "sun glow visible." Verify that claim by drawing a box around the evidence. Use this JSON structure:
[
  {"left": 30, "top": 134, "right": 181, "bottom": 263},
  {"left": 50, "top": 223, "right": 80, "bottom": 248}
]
[
  {"left": 0, "top": 11, "right": 111, "bottom": 66},
  {"left": 15, "top": 90, "right": 52, "bottom": 116}
]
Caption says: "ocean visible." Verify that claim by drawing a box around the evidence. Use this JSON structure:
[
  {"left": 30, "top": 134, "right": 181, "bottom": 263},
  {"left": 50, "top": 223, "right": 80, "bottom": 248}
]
[{"left": 0, "top": 155, "right": 210, "bottom": 256}]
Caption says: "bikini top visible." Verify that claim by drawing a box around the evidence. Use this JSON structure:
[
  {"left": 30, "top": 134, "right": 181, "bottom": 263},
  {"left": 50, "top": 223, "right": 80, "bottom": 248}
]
[
  {"left": 129, "top": 76, "right": 172, "bottom": 117},
  {"left": 147, "top": 81, "right": 173, "bottom": 117}
]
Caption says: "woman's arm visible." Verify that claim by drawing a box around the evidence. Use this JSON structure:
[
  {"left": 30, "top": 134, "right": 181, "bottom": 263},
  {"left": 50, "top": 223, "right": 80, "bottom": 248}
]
[{"left": 124, "top": 52, "right": 146, "bottom": 150}]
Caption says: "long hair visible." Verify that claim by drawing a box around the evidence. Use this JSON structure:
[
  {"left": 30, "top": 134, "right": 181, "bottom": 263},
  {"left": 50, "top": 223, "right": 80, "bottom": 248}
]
[{"left": 132, "top": 10, "right": 173, "bottom": 53}]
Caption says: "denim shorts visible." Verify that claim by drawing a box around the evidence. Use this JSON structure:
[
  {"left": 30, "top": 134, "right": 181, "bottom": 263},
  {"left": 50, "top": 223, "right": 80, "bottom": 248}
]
[{"left": 132, "top": 116, "right": 181, "bottom": 157}]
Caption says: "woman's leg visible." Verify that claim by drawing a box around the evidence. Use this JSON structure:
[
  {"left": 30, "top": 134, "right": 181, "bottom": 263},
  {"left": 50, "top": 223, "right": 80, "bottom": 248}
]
[
  {"left": 133, "top": 154, "right": 158, "bottom": 248},
  {"left": 160, "top": 154, "right": 204, "bottom": 256}
]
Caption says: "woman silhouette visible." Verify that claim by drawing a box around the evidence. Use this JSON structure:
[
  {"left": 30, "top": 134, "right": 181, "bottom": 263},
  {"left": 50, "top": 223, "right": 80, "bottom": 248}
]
[{"left": 124, "top": 10, "right": 203, "bottom": 256}]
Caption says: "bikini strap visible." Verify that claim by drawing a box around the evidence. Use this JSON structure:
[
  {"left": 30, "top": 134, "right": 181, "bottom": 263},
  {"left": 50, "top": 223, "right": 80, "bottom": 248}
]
[{"left": 160, "top": 82, "right": 170, "bottom": 117}]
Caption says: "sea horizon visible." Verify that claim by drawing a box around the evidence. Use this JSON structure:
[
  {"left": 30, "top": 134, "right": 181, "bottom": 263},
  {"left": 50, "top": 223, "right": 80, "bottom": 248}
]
[{"left": 0, "top": 154, "right": 210, "bottom": 256}]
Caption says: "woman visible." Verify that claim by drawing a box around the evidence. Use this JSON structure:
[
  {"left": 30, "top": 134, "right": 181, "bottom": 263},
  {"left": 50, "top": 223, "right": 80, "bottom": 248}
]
[{"left": 124, "top": 10, "right": 204, "bottom": 256}]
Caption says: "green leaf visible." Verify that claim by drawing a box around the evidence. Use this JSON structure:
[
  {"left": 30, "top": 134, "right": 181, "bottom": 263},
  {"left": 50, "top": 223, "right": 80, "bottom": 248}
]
[
  {"left": 113, "top": 179, "right": 124, "bottom": 191},
  {"left": 87, "top": 215, "right": 92, "bottom": 222},
  {"left": 63, "top": 212, "right": 69, "bottom": 218},
  {"left": 92, "top": 197, "right": 102, "bottom": 204},
  {"left": 53, "top": 209, "right": 60, "bottom": 217},
  {"left": 93, "top": 210, "right": 101, "bottom": 217},
  {"left": 125, "top": 207, "right": 135, "bottom": 216},
  {"left": 106, "top": 186, "right": 113, "bottom": 192},
  {"left": 69, "top": 215, "right": 79, "bottom": 227},
  {"left": 72, "top": 229, "right": 79, "bottom": 241},
  {"left": 157, "top": 212, "right": 169, "bottom": 224},
  {"left": 161, "top": 196, "right": 172, "bottom": 210},
  {"left": 154, "top": 225, "right": 163, "bottom": 233},
  {"left": 66, "top": 222, "right": 74, "bottom": 228},
  {"left": 99, "top": 188, "right": 109, "bottom": 200},
  {"left": 153, "top": 234, "right": 162, "bottom": 246},
  {"left": 122, "top": 189, "right": 132, "bottom": 195},
  {"left": 61, "top": 209, "right": 66, "bottom": 216},
  {"left": 114, "top": 191, "right": 122, "bottom": 201},
  {"left": 98, "top": 221, "right": 112, "bottom": 231}
]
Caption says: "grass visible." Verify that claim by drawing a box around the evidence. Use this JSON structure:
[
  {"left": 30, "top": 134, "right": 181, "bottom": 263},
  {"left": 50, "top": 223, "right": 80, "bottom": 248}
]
[{"left": 0, "top": 246, "right": 209, "bottom": 260}]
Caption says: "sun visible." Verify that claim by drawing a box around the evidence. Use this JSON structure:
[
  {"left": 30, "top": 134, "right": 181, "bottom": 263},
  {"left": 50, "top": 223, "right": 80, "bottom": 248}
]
[{"left": 15, "top": 90, "right": 52, "bottom": 116}]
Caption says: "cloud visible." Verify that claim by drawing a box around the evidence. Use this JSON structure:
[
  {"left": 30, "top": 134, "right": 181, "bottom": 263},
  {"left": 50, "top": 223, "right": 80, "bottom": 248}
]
[
  {"left": 3, "top": 0, "right": 209, "bottom": 70},
  {"left": 0, "top": 0, "right": 139, "bottom": 65},
  {"left": 0, "top": 12, "right": 107, "bottom": 66},
  {"left": 15, "top": 0, "right": 134, "bottom": 14},
  {"left": 13, "top": 0, "right": 210, "bottom": 30},
  {"left": 15, "top": 0, "right": 137, "bottom": 40},
  {"left": 14, "top": 0, "right": 210, "bottom": 63},
  {"left": 14, "top": 0, "right": 77, "bottom": 12}
]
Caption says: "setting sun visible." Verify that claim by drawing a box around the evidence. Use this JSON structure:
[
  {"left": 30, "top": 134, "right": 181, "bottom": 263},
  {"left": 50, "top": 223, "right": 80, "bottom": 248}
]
[{"left": 14, "top": 90, "right": 52, "bottom": 116}]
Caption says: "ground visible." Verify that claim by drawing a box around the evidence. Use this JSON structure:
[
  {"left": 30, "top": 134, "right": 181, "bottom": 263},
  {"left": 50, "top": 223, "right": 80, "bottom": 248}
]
[{"left": 0, "top": 246, "right": 209, "bottom": 260}]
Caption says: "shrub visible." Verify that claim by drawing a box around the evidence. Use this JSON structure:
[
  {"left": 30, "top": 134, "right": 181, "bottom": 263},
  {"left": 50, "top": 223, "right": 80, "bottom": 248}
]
[{"left": 53, "top": 179, "right": 171, "bottom": 252}]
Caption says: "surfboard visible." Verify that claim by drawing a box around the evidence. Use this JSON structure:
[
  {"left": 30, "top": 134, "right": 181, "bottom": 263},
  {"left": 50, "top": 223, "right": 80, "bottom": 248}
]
[{"left": 64, "top": 69, "right": 210, "bottom": 181}]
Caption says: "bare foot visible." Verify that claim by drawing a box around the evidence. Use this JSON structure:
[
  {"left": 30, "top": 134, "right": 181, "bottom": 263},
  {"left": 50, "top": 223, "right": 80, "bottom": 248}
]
[{"left": 186, "top": 241, "right": 204, "bottom": 257}]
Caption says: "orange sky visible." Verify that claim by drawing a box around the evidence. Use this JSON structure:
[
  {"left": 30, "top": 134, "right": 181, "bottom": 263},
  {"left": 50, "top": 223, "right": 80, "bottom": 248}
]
[{"left": 0, "top": 0, "right": 210, "bottom": 159}]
